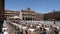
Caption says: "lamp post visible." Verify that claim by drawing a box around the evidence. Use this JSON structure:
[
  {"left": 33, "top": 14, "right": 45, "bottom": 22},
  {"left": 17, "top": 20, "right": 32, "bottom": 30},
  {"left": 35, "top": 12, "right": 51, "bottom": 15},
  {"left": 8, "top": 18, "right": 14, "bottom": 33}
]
[{"left": 54, "top": 19, "right": 55, "bottom": 24}]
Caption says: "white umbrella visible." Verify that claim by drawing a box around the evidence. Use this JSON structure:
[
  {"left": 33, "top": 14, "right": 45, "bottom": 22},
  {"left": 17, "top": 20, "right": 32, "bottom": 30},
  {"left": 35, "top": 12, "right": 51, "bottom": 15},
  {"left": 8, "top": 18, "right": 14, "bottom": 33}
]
[
  {"left": 9, "top": 16, "right": 20, "bottom": 19},
  {"left": 28, "top": 28, "right": 35, "bottom": 32}
]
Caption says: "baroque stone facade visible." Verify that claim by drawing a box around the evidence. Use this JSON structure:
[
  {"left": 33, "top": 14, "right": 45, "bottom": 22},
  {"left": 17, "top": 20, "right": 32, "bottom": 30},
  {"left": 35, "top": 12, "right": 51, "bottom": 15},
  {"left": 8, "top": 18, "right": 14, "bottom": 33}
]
[
  {"left": 19, "top": 8, "right": 44, "bottom": 21},
  {"left": 5, "top": 8, "right": 44, "bottom": 21},
  {"left": 4, "top": 10, "right": 20, "bottom": 19},
  {"left": 44, "top": 10, "right": 60, "bottom": 20}
]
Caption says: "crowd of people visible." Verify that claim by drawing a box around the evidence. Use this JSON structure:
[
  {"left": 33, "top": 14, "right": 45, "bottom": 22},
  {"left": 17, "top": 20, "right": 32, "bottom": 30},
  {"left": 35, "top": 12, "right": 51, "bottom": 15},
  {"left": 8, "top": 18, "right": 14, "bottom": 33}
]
[{"left": 9, "top": 20, "right": 60, "bottom": 34}]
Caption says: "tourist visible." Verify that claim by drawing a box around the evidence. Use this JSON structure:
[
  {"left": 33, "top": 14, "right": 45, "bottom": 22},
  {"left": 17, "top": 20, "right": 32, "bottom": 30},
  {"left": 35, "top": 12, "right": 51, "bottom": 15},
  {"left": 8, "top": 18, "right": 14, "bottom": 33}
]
[
  {"left": 3, "top": 30, "right": 9, "bottom": 34},
  {"left": 53, "top": 27, "right": 59, "bottom": 34},
  {"left": 40, "top": 28, "right": 47, "bottom": 34}
]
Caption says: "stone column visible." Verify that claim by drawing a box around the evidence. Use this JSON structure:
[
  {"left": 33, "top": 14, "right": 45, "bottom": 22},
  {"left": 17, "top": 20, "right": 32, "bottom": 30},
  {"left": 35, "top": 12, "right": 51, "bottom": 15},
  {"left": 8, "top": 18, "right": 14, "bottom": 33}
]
[{"left": 0, "top": 0, "right": 4, "bottom": 32}]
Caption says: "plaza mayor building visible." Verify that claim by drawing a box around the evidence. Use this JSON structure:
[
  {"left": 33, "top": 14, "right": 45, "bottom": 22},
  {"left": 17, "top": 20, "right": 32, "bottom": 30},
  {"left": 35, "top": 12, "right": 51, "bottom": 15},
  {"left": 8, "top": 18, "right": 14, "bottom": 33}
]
[
  {"left": 19, "top": 8, "right": 44, "bottom": 21},
  {"left": 5, "top": 8, "right": 44, "bottom": 21}
]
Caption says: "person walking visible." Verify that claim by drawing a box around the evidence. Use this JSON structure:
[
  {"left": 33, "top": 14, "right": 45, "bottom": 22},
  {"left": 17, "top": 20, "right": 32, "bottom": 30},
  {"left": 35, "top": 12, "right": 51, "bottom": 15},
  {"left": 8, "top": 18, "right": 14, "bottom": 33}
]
[
  {"left": 53, "top": 27, "right": 59, "bottom": 34},
  {"left": 3, "top": 30, "right": 9, "bottom": 34},
  {"left": 40, "top": 28, "right": 47, "bottom": 34}
]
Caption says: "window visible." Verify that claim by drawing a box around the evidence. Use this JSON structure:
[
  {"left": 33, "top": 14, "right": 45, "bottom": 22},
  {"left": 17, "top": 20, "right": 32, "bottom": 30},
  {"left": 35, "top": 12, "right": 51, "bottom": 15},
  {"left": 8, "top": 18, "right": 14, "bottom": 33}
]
[
  {"left": 32, "top": 13, "right": 33, "bottom": 15},
  {"left": 24, "top": 12, "right": 27, "bottom": 14},
  {"left": 27, "top": 16, "right": 28, "bottom": 17}
]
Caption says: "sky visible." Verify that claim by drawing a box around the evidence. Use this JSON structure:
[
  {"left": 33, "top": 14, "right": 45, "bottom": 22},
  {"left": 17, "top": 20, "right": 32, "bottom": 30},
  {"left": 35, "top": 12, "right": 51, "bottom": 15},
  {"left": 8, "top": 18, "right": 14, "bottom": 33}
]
[{"left": 5, "top": 0, "right": 60, "bottom": 14}]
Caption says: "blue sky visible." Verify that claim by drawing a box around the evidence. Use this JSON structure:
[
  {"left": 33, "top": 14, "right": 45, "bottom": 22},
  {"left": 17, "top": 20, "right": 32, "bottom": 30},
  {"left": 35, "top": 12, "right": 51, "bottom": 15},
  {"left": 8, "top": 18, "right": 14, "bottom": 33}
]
[{"left": 5, "top": 0, "right": 60, "bottom": 13}]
